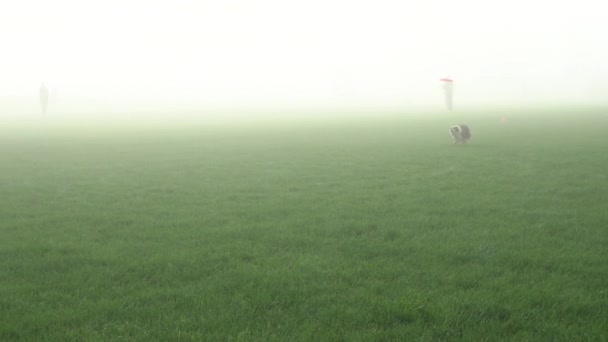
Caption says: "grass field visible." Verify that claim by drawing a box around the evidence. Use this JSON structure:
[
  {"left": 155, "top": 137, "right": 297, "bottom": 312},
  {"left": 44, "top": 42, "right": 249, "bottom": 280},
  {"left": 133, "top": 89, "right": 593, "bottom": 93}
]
[{"left": 1, "top": 108, "right": 607, "bottom": 341}]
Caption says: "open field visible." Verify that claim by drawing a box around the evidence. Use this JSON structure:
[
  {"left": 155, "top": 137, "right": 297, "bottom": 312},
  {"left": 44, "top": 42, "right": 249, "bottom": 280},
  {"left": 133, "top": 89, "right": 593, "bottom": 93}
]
[{"left": 1, "top": 108, "right": 607, "bottom": 341}]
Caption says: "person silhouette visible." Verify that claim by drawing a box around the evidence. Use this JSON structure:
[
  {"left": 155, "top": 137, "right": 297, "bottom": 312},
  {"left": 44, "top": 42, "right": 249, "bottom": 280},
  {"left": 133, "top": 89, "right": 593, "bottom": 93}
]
[{"left": 40, "top": 83, "right": 49, "bottom": 114}]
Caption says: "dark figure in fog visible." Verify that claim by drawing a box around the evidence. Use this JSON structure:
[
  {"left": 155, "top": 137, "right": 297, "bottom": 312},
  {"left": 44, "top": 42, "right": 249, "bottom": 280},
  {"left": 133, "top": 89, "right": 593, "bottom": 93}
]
[
  {"left": 40, "top": 83, "right": 49, "bottom": 114},
  {"left": 449, "top": 124, "right": 471, "bottom": 144}
]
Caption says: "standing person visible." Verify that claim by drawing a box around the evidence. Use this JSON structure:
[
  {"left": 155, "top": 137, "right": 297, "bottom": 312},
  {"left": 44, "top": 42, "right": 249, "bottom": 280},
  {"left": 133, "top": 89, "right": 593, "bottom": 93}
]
[{"left": 40, "top": 83, "right": 49, "bottom": 114}]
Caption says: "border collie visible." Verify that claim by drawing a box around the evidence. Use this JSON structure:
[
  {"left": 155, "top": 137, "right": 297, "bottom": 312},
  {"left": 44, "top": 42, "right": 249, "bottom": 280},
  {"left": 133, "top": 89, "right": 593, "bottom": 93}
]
[{"left": 449, "top": 124, "right": 471, "bottom": 144}]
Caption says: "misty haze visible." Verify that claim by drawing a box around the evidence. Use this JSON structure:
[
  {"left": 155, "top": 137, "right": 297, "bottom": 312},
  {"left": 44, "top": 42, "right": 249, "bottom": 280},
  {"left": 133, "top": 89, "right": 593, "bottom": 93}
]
[
  {"left": 1, "top": 0, "right": 607, "bottom": 340},
  {"left": 2, "top": 0, "right": 607, "bottom": 114}
]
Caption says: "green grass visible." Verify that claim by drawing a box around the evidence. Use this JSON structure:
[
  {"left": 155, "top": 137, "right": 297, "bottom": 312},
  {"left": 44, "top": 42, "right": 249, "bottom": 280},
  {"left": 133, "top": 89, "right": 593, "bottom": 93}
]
[{"left": 1, "top": 109, "right": 607, "bottom": 341}]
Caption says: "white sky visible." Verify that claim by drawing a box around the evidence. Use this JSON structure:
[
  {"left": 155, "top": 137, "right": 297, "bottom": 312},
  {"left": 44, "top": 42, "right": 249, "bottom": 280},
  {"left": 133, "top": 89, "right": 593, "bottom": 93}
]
[{"left": 1, "top": 0, "right": 607, "bottom": 111}]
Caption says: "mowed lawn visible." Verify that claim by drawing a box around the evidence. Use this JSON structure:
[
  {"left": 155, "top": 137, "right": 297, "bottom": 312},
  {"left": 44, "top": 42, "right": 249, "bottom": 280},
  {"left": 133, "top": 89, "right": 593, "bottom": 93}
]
[{"left": 1, "top": 109, "right": 607, "bottom": 341}]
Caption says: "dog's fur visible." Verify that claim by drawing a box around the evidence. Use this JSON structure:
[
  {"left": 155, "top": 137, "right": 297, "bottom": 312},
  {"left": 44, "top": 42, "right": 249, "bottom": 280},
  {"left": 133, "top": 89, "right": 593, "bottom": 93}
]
[{"left": 449, "top": 124, "right": 471, "bottom": 144}]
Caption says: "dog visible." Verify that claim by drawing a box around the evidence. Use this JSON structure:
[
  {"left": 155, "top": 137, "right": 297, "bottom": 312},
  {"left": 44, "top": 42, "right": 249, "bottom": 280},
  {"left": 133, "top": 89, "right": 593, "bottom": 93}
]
[{"left": 449, "top": 124, "right": 471, "bottom": 144}]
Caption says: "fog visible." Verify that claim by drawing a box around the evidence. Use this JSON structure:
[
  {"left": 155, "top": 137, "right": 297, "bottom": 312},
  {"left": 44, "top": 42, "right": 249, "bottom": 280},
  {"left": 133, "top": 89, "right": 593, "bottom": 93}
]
[{"left": 1, "top": 0, "right": 607, "bottom": 115}]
